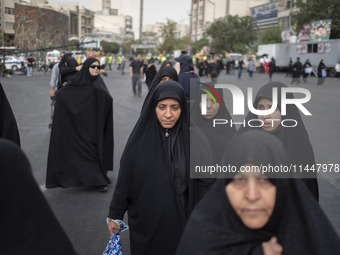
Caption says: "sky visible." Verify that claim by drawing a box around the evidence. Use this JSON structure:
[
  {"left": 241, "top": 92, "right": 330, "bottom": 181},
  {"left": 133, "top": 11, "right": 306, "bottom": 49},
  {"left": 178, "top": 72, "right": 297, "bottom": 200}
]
[{"left": 41, "top": 0, "right": 191, "bottom": 26}]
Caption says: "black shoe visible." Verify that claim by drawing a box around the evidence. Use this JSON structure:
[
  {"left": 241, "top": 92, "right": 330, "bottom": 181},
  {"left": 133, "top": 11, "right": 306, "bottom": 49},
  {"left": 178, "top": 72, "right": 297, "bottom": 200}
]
[{"left": 97, "top": 185, "right": 108, "bottom": 192}]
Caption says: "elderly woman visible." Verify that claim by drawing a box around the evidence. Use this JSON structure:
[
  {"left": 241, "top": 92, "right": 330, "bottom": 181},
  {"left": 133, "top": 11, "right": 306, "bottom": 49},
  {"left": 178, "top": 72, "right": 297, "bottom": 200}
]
[
  {"left": 46, "top": 58, "right": 113, "bottom": 192},
  {"left": 176, "top": 131, "right": 340, "bottom": 255},
  {"left": 236, "top": 81, "right": 319, "bottom": 200}
]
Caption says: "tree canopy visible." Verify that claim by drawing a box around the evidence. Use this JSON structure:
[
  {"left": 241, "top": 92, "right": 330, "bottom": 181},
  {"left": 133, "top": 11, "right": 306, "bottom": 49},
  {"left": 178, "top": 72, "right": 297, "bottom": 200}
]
[
  {"left": 206, "top": 15, "right": 257, "bottom": 54},
  {"left": 292, "top": 0, "right": 340, "bottom": 39},
  {"left": 158, "top": 20, "right": 190, "bottom": 54},
  {"left": 191, "top": 37, "right": 209, "bottom": 54},
  {"left": 258, "top": 26, "right": 282, "bottom": 44},
  {"left": 100, "top": 40, "right": 120, "bottom": 54}
]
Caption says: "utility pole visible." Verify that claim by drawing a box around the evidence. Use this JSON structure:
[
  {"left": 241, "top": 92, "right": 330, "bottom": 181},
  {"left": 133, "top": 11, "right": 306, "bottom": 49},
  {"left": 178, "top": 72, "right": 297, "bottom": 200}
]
[{"left": 139, "top": 0, "right": 143, "bottom": 41}]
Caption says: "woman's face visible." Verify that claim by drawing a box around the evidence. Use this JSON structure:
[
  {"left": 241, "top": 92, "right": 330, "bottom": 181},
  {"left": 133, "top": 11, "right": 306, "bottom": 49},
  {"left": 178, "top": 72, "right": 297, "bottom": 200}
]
[
  {"left": 89, "top": 61, "right": 101, "bottom": 76},
  {"left": 199, "top": 95, "right": 220, "bottom": 119},
  {"left": 160, "top": 75, "right": 172, "bottom": 83},
  {"left": 226, "top": 163, "right": 276, "bottom": 229},
  {"left": 156, "top": 98, "right": 181, "bottom": 129},
  {"left": 257, "top": 98, "right": 282, "bottom": 132}
]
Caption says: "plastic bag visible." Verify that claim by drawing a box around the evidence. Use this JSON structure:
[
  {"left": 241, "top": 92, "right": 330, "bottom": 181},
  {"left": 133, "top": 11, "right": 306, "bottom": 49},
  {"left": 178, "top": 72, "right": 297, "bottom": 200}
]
[{"left": 103, "top": 220, "right": 129, "bottom": 255}]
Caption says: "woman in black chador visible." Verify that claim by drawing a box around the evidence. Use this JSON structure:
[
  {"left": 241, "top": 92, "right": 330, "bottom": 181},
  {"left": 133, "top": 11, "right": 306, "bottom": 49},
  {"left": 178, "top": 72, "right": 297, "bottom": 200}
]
[
  {"left": 0, "top": 139, "right": 78, "bottom": 255},
  {"left": 141, "top": 66, "right": 178, "bottom": 114},
  {"left": 191, "top": 82, "right": 236, "bottom": 164},
  {"left": 317, "top": 59, "right": 327, "bottom": 87},
  {"left": 0, "top": 83, "right": 20, "bottom": 145},
  {"left": 46, "top": 58, "right": 113, "bottom": 191},
  {"left": 144, "top": 59, "right": 157, "bottom": 90},
  {"left": 176, "top": 131, "right": 340, "bottom": 255},
  {"left": 58, "top": 53, "right": 81, "bottom": 89},
  {"left": 107, "top": 81, "right": 202, "bottom": 255},
  {"left": 236, "top": 81, "right": 319, "bottom": 200}
]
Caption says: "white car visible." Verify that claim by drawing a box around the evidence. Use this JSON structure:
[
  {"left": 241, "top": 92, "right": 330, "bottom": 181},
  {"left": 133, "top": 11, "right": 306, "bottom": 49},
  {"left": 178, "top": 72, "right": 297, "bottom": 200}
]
[{"left": 0, "top": 56, "right": 24, "bottom": 71}]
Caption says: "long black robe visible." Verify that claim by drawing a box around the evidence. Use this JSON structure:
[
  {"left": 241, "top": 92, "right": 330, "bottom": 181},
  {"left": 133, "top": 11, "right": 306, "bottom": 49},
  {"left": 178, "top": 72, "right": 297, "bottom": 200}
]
[
  {"left": 176, "top": 131, "right": 340, "bottom": 255},
  {"left": 0, "top": 139, "right": 78, "bottom": 255},
  {"left": 0, "top": 83, "right": 20, "bottom": 146},
  {"left": 317, "top": 60, "right": 327, "bottom": 85},
  {"left": 191, "top": 82, "right": 236, "bottom": 164},
  {"left": 292, "top": 60, "right": 302, "bottom": 78},
  {"left": 178, "top": 59, "right": 200, "bottom": 99},
  {"left": 236, "top": 81, "right": 319, "bottom": 200},
  {"left": 108, "top": 81, "right": 191, "bottom": 255},
  {"left": 46, "top": 57, "right": 113, "bottom": 188},
  {"left": 58, "top": 54, "right": 79, "bottom": 89},
  {"left": 145, "top": 64, "right": 157, "bottom": 88}
]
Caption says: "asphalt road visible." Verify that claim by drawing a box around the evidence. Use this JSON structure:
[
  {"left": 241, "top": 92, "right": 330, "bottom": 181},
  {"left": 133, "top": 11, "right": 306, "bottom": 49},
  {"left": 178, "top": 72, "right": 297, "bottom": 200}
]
[{"left": 1, "top": 66, "right": 339, "bottom": 255}]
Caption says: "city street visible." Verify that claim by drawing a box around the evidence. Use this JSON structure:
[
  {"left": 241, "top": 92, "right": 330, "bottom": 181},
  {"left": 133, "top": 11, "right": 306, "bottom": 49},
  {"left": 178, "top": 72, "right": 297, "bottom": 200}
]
[{"left": 1, "top": 66, "right": 340, "bottom": 254}]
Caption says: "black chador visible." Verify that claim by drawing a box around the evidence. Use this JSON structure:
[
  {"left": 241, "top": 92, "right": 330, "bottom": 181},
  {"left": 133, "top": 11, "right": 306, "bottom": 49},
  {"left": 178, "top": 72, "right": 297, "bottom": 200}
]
[
  {"left": 0, "top": 83, "right": 20, "bottom": 146},
  {"left": 46, "top": 58, "right": 113, "bottom": 189}
]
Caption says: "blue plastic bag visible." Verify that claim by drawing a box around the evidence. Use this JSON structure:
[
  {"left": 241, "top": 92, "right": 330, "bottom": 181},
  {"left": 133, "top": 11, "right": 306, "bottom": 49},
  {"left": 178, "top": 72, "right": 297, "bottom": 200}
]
[{"left": 103, "top": 220, "right": 129, "bottom": 255}]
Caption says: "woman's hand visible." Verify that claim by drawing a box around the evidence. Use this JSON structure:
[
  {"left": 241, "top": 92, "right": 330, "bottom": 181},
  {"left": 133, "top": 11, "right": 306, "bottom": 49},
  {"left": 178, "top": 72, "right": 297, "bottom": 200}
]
[
  {"left": 262, "top": 237, "right": 283, "bottom": 255},
  {"left": 108, "top": 220, "right": 120, "bottom": 237}
]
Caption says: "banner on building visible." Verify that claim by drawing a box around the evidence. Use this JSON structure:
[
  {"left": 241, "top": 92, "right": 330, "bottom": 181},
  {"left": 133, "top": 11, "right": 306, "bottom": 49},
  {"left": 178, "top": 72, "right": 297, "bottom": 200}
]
[
  {"left": 309, "top": 19, "right": 332, "bottom": 42},
  {"left": 250, "top": 2, "right": 278, "bottom": 21},
  {"left": 297, "top": 23, "right": 311, "bottom": 42}
]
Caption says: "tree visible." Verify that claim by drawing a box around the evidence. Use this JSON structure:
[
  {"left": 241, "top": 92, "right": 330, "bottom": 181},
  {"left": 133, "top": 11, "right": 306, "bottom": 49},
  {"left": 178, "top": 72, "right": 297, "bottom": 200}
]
[
  {"left": 292, "top": 0, "right": 340, "bottom": 39},
  {"left": 101, "top": 40, "right": 120, "bottom": 54},
  {"left": 158, "top": 20, "right": 177, "bottom": 53},
  {"left": 158, "top": 20, "right": 190, "bottom": 54},
  {"left": 206, "top": 15, "right": 257, "bottom": 53},
  {"left": 258, "top": 26, "right": 282, "bottom": 44},
  {"left": 191, "top": 38, "right": 209, "bottom": 54}
]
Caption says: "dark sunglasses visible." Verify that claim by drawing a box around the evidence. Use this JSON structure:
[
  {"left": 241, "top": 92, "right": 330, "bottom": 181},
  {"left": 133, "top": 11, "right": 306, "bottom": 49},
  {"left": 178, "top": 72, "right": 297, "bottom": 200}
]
[{"left": 90, "top": 65, "right": 102, "bottom": 69}]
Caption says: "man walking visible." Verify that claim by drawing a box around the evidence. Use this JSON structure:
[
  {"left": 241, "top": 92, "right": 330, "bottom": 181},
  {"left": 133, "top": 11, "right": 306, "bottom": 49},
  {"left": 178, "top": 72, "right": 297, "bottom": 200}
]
[
  {"left": 129, "top": 54, "right": 143, "bottom": 97},
  {"left": 291, "top": 57, "right": 302, "bottom": 85}
]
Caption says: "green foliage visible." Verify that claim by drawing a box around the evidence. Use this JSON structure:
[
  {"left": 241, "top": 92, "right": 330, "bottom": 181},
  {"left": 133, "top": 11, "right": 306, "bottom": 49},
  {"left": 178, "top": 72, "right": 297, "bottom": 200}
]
[
  {"left": 175, "top": 36, "right": 190, "bottom": 52},
  {"left": 158, "top": 20, "right": 177, "bottom": 53},
  {"left": 233, "top": 43, "right": 248, "bottom": 55},
  {"left": 101, "top": 40, "right": 120, "bottom": 54},
  {"left": 191, "top": 38, "right": 209, "bottom": 54},
  {"left": 258, "top": 27, "right": 282, "bottom": 44},
  {"left": 292, "top": 0, "right": 340, "bottom": 39},
  {"left": 158, "top": 20, "right": 190, "bottom": 54},
  {"left": 206, "top": 15, "right": 257, "bottom": 53}
]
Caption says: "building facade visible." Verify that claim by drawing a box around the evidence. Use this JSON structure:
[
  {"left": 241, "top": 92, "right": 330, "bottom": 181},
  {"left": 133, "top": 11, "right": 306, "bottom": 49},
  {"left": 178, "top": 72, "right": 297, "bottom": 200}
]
[
  {"left": 190, "top": 0, "right": 272, "bottom": 41},
  {"left": 0, "top": 0, "right": 21, "bottom": 44},
  {"left": 90, "top": 0, "right": 141, "bottom": 39},
  {"left": 14, "top": 2, "right": 69, "bottom": 50},
  {"left": 93, "top": 14, "right": 133, "bottom": 44}
]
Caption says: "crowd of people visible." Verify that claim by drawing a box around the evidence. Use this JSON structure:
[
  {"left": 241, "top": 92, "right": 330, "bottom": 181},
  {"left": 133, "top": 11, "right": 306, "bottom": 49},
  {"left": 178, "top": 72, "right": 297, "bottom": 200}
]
[{"left": 0, "top": 49, "right": 339, "bottom": 255}]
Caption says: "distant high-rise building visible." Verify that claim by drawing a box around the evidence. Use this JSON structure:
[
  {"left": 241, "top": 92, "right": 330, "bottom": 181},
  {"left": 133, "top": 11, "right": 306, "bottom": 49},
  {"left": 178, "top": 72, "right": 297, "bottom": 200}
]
[
  {"left": 102, "top": 0, "right": 110, "bottom": 11},
  {"left": 90, "top": 0, "right": 141, "bottom": 39}
]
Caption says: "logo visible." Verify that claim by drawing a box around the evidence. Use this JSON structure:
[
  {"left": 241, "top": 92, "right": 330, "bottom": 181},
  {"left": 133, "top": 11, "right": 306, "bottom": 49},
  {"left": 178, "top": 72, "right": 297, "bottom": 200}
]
[
  {"left": 200, "top": 83, "right": 222, "bottom": 115},
  {"left": 199, "top": 84, "right": 312, "bottom": 128}
]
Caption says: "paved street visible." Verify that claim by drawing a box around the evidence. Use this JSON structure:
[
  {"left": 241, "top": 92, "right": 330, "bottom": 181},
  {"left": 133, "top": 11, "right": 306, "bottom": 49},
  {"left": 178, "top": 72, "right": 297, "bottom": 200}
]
[{"left": 1, "top": 66, "right": 339, "bottom": 254}]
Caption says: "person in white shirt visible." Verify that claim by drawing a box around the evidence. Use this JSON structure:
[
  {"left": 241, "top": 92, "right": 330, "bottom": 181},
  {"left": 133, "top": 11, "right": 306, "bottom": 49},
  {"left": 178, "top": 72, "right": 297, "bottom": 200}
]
[{"left": 335, "top": 61, "right": 340, "bottom": 79}]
